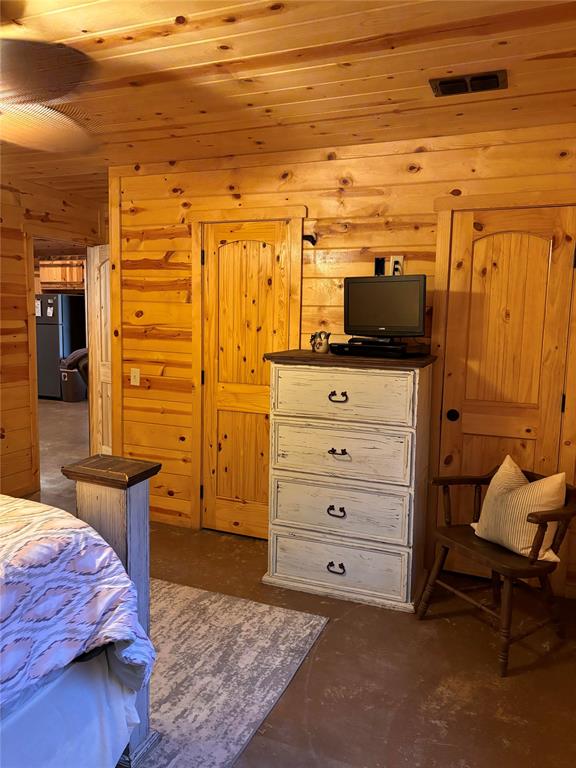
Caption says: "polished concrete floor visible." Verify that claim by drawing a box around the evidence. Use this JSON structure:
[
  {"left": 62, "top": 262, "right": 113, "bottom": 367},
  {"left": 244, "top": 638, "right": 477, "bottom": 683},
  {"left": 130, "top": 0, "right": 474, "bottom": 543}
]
[
  {"left": 36, "top": 399, "right": 576, "bottom": 768},
  {"left": 32, "top": 398, "right": 89, "bottom": 512}
]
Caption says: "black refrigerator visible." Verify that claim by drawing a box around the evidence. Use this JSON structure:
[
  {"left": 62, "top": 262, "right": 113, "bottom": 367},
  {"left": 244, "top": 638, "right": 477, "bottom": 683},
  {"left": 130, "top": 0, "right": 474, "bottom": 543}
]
[{"left": 36, "top": 294, "right": 86, "bottom": 398}]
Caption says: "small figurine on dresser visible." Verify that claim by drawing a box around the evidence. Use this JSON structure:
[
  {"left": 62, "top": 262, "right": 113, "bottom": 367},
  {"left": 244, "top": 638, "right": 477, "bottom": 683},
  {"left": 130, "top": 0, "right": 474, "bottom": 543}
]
[{"left": 309, "top": 330, "right": 331, "bottom": 353}]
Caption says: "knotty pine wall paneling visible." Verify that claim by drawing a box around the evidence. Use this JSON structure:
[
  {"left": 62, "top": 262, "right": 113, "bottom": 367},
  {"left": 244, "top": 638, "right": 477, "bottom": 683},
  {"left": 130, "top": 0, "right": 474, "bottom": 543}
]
[
  {"left": 1, "top": 179, "right": 102, "bottom": 498},
  {"left": 109, "top": 122, "right": 576, "bottom": 559},
  {"left": 0, "top": 190, "right": 39, "bottom": 496},
  {"left": 3, "top": 176, "right": 103, "bottom": 246},
  {"left": 110, "top": 169, "right": 201, "bottom": 528}
]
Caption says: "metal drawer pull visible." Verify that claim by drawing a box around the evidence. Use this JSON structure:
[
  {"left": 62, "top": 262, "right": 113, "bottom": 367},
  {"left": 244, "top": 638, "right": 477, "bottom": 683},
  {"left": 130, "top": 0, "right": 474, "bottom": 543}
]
[
  {"left": 327, "top": 447, "right": 348, "bottom": 456},
  {"left": 326, "top": 561, "right": 346, "bottom": 575},
  {"left": 327, "top": 505, "right": 346, "bottom": 518},
  {"left": 328, "top": 390, "right": 349, "bottom": 403}
]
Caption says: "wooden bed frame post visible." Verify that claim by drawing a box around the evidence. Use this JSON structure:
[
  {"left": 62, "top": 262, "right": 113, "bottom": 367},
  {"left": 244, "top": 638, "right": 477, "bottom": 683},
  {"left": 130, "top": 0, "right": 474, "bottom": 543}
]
[{"left": 62, "top": 454, "right": 162, "bottom": 768}]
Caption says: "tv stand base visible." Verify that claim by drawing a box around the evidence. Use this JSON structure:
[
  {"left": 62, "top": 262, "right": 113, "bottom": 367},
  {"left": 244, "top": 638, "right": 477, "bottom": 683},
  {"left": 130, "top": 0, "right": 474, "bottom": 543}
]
[{"left": 330, "top": 337, "right": 406, "bottom": 358}]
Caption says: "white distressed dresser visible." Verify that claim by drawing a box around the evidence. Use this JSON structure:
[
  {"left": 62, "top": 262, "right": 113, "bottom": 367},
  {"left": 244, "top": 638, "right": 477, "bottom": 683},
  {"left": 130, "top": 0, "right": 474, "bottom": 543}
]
[{"left": 262, "top": 349, "right": 434, "bottom": 611}]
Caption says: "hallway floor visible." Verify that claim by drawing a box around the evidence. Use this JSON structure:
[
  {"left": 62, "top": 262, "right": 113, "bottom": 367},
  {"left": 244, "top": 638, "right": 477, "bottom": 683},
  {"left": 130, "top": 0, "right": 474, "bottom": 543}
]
[
  {"left": 34, "top": 399, "right": 576, "bottom": 768},
  {"left": 32, "top": 398, "right": 89, "bottom": 512}
]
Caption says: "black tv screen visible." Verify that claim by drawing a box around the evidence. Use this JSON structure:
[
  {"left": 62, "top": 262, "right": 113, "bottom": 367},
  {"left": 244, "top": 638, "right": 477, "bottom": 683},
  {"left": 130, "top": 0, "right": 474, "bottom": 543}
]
[{"left": 344, "top": 275, "right": 426, "bottom": 338}]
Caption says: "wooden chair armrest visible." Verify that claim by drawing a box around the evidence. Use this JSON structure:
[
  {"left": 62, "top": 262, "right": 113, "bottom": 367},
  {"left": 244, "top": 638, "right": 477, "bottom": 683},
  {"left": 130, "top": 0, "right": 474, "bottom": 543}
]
[
  {"left": 527, "top": 505, "right": 576, "bottom": 563},
  {"left": 526, "top": 507, "right": 576, "bottom": 524},
  {"left": 432, "top": 471, "right": 495, "bottom": 487}
]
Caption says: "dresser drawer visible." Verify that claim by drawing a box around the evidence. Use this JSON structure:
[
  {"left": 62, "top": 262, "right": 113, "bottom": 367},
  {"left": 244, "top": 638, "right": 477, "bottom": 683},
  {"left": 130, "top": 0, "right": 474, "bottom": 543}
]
[
  {"left": 269, "top": 529, "right": 408, "bottom": 602},
  {"left": 273, "top": 365, "right": 414, "bottom": 426},
  {"left": 271, "top": 475, "right": 411, "bottom": 545},
  {"left": 272, "top": 419, "right": 413, "bottom": 485}
]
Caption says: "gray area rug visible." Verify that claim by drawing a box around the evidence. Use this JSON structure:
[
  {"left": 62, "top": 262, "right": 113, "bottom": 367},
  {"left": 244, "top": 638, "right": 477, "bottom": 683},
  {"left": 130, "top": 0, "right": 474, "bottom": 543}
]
[{"left": 141, "top": 579, "right": 327, "bottom": 768}]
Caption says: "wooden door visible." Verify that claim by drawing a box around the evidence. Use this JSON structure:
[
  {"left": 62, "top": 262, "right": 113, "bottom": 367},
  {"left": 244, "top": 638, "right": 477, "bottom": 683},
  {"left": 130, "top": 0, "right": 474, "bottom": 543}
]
[
  {"left": 203, "top": 218, "right": 301, "bottom": 538},
  {"left": 439, "top": 207, "right": 575, "bottom": 503},
  {"left": 87, "top": 244, "right": 112, "bottom": 454}
]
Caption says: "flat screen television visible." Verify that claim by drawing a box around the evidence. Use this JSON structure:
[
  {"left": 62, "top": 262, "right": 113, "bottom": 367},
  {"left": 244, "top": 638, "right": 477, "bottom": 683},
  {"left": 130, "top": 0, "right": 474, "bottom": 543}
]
[{"left": 344, "top": 275, "right": 426, "bottom": 338}]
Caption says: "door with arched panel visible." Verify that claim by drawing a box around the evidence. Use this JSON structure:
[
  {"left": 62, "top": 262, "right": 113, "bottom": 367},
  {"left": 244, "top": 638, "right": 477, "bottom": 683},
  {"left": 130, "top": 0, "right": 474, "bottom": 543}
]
[
  {"left": 439, "top": 207, "right": 575, "bottom": 511},
  {"left": 202, "top": 216, "right": 302, "bottom": 538}
]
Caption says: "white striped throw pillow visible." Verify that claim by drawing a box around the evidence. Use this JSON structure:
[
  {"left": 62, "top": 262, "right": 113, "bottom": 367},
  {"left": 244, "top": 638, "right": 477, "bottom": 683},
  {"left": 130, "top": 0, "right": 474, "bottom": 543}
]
[{"left": 472, "top": 455, "right": 566, "bottom": 562}]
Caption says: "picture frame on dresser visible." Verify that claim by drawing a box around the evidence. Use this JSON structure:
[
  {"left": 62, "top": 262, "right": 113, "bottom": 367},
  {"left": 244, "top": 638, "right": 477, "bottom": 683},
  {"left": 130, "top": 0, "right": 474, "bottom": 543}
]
[{"left": 262, "top": 350, "right": 435, "bottom": 611}]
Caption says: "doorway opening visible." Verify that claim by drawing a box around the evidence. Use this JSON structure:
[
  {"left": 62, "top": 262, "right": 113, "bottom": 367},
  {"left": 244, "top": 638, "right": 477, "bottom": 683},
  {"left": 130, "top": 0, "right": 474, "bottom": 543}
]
[{"left": 32, "top": 236, "right": 89, "bottom": 513}]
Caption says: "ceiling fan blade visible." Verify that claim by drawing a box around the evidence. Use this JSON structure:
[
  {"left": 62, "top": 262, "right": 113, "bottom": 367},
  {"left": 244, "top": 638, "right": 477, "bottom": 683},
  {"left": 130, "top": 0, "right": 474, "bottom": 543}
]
[
  {"left": 0, "top": 102, "right": 94, "bottom": 152},
  {"left": 0, "top": 39, "right": 94, "bottom": 103}
]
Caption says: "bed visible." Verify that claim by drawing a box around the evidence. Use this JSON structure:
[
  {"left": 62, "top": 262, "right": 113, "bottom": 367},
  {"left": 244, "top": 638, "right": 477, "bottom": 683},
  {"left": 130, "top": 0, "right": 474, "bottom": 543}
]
[{"left": 0, "top": 491, "right": 156, "bottom": 768}]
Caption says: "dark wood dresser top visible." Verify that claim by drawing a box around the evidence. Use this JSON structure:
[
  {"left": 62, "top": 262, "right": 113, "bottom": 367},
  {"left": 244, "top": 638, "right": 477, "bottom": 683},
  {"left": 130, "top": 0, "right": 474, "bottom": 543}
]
[{"left": 264, "top": 349, "right": 436, "bottom": 370}]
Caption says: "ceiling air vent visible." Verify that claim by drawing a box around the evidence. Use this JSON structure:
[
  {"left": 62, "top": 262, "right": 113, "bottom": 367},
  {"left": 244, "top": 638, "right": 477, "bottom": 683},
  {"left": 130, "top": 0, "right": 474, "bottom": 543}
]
[{"left": 430, "top": 70, "right": 508, "bottom": 97}]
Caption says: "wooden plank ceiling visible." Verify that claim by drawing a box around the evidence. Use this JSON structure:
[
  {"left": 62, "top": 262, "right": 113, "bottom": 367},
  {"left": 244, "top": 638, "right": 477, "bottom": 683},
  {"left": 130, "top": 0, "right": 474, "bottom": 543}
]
[
  {"left": 1, "top": 0, "right": 576, "bottom": 202},
  {"left": 33, "top": 236, "right": 86, "bottom": 258}
]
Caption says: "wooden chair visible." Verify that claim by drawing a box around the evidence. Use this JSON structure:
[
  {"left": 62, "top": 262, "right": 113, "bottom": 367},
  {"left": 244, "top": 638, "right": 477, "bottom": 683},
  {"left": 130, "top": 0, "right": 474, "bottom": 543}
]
[{"left": 416, "top": 469, "right": 576, "bottom": 676}]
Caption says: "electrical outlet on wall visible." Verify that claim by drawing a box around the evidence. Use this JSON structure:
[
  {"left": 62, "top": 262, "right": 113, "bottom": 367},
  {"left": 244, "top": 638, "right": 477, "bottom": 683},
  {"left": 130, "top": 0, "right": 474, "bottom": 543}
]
[
  {"left": 130, "top": 367, "right": 140, "bottom": 386},
  {"left": 390, "top": 254, "right": 405, "bottom": 275}
]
